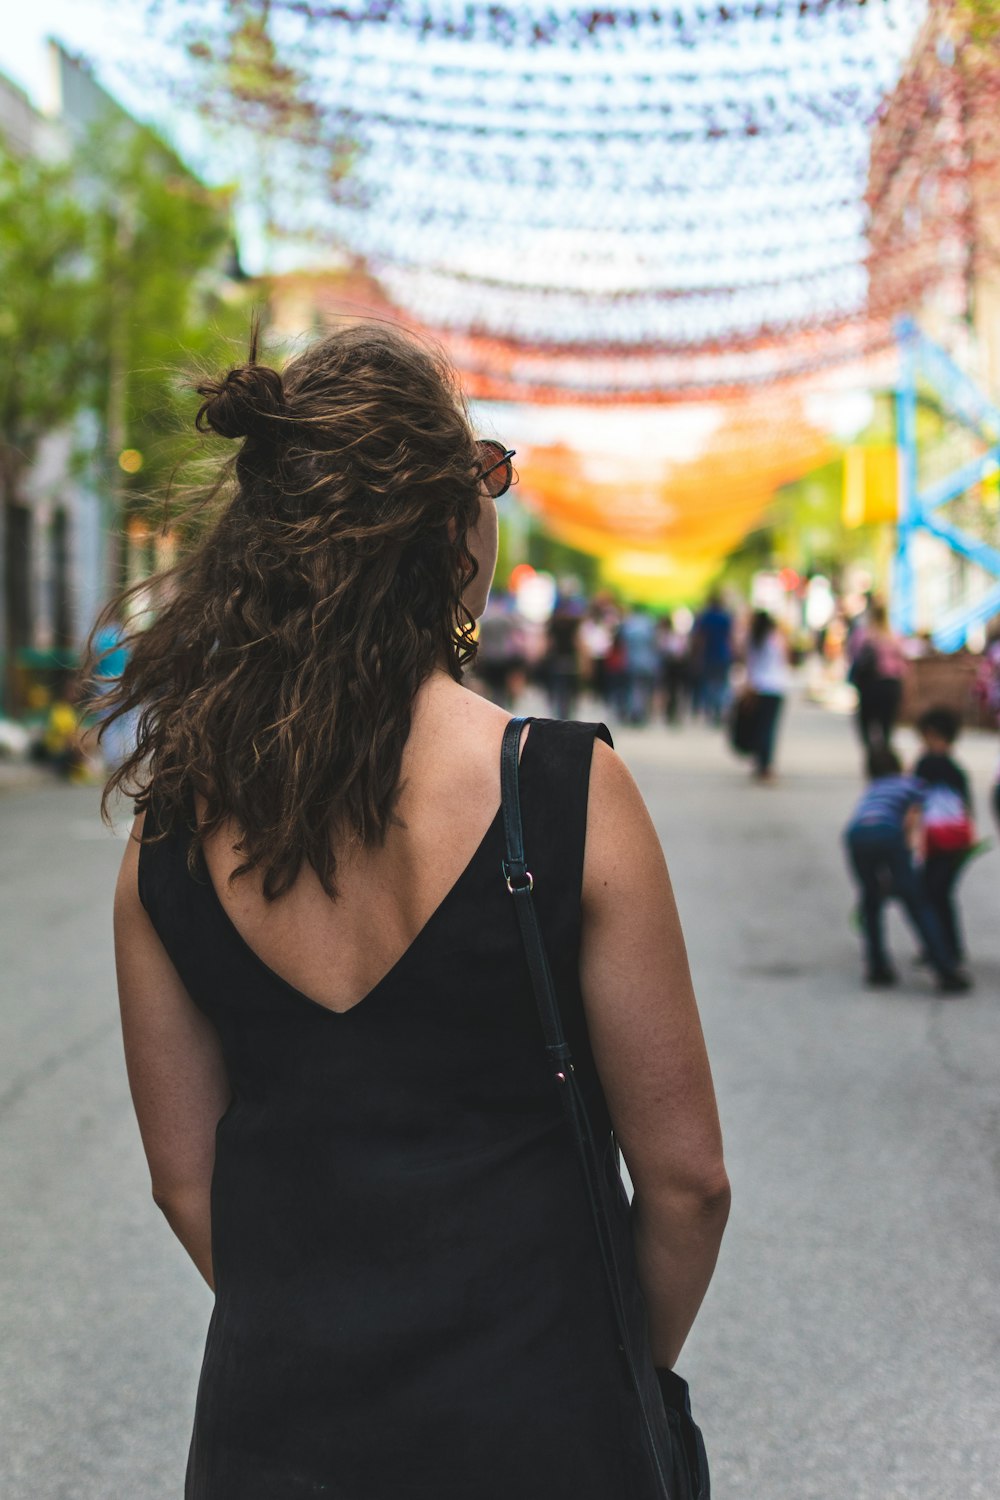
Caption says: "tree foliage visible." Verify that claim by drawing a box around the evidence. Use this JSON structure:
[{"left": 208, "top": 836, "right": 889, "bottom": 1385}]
[
  {"left": 0, "top": 114, "right": 252, "bottom": 540},
  {"left": 79, "top": 116, "right": 251, "bottom": 512},
  {"left": 0, "top": 149, "right": 95, "bottom": 490}
]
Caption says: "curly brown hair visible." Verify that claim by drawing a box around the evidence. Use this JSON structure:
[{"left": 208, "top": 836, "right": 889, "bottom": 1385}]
[{"left": 86, "top": 320, "right": 483, "bottom": 900}]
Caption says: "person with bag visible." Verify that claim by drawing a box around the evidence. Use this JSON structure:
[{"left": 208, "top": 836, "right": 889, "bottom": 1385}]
[
  {"left": 848, "top": 600, "right": 909, "bottom": 751},
  {"left": 98, "top": 321, "right": 730, "bottom": 1500},
  {"left": 743, "top": 610, "right": 789, "bottom": 782}
]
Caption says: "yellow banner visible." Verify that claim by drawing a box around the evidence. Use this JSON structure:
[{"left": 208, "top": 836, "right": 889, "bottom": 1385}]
[{"left": 842, "top": 445, "right": 899, "bottom": 527}]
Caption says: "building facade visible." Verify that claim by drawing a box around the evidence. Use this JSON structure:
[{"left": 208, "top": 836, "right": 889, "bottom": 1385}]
[{"left": 866, "top": 2, "right": 1000, "bottom": 641}]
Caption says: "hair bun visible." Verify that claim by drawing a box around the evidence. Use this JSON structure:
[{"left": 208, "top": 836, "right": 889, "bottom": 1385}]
[{"left": 196, "top": 361, "right": 286, "bottom": 441}]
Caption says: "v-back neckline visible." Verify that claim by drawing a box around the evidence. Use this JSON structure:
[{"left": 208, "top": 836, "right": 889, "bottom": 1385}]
[{"left": 187, "top": 722, "right": 535, "bottom": 1020}]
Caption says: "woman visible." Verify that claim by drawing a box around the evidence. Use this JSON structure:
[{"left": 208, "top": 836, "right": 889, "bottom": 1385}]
[
  {"left": 744, "top": 609, "right": 789, "bottom": 782},
  {"left": 849, "top": 600, "right": 909, "bottom": 751},
  {"left": 656, "top": 611, "right": 689, "bottom": 726},
  {"left": 544, "top": 590, "right": 583, "bottom": 720},
  {"left": 619, "top": 602, "right": 659, "bottom": 726},
  {"left": 99, "top": 324, "right": 729, "bottom": 1499},
  {"left": 578, "top": 597, "right": 615, "bottom": 704}
]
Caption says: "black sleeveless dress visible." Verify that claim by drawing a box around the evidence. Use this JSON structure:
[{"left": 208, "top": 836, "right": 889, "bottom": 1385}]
[{"left": 138, "top": 718, "right": 648, "bottom": 1500}]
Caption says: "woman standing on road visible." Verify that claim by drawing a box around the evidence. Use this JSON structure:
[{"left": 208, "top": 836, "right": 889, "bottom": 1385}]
[
  {"left": 849, "top": 600, "right": 909, "bottom": 751},
  {"left": 95, "top": 323, "right": 729, "bottom": 1500},
  {"left": 744, "top": 609, "right": 790, "bottom": 782}
]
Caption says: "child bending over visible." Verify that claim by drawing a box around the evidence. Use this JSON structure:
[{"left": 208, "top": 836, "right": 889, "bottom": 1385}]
[{"left": 844, "top": 746, "right": 969, "bottom": 994}]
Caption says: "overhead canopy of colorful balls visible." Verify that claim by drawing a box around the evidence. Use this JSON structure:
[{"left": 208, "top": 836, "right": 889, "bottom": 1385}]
[{"left": 137, "top": 0, "right": 998, "bottom": 581}]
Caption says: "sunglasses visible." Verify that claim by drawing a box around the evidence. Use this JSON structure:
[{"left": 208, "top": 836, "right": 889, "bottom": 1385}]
[{"left": 475, "top": 440, "right": 516, "bottom": 499}]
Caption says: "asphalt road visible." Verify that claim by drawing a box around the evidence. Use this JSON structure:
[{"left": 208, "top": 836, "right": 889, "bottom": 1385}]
[{"left": 2, "top": 696, "right": 999, "bottom": 1499}]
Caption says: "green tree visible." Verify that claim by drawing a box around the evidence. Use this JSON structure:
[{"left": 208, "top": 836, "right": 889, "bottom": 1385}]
[
  {"left": 0, "top": 113, "right": 252, "bottom": 711},
  {"left": 78, "top": 117, "right": 251, "bottom": 585},
  {"left": 0, "top": 146, "right": 96, "bottom": 706},
  {"left": 0, "top": 150, "right": 95, "bottom": 474}
]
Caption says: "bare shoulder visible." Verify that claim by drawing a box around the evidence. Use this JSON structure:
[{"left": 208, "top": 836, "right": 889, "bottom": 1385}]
[
  {"left": 408, "top": 674, "right": 526, "bottom": 793},
  {"left": 589, "top": 734, "right": 642, "bottom": 800},
  {"left": 583, "top": 736, "right": 666, "bottom": 911},
  {"left": 450, "top": 679, "right": 524, "bottom": 751}
]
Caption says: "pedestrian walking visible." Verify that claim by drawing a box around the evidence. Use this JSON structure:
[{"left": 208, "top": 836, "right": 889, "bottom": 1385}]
[
  {"left": 843, "top": 746, "right": 969, "bottom": 993},
  {"left": 619, "top": 601, "right": 659, "bottom": 725},
  {"left": 656, "top": 611, "right": 689, "bottom": 726},
  {"left": 604, "top": 619, "right": 629, "bottom": 720},
  {"left": 578, "top": 598, "right": 615, "bottom": 704},
  {"left": 95, "top": 323, "right": 729, "bottom": 1500},
  {"left": 544, "top": 592, "right": 583, "bottom": 720},
  {"left": 474, "top": 590, "right": 519, "bottom": 707},
  {"left": 691, "top": 592, "right": 733, "bottom": 726},
  {"left": 744, "top": 611, "right": 789, "bottom": 782},
  {"left": 848, "top": 601, "right": 909, "bottom": 752},
  {"left": 913, "top": 706, "right": 975, "bottom": 969}
]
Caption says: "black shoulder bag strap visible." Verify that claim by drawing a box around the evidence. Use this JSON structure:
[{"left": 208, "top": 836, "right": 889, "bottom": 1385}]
[{"left": 501, "top": 716, "right": 688, "bottom": 1500}]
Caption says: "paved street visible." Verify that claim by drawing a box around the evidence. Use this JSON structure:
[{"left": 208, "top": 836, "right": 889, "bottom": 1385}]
[{"left": 2, "top": 697, "right": 999, "bottom": 1499}]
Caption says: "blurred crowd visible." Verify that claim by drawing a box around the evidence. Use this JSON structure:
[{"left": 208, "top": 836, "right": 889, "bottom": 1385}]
[
  {"left": 474, "top": 586, "right": 757, "bottom": 726},
  {"left": 472, "top": 580, "right": 809, "bottom": 779},
  {"left": 473, "top": 583, "right": 817, "bottom": 777},
  {"left": 8, "top": 578, "right": 1000, "bottom": 815},
  {"left": 470, "top": 575, "right": 1000, "bottom": 997},
  {"left": 471, "top": 581, "right": 1000, "bottom": 769}
]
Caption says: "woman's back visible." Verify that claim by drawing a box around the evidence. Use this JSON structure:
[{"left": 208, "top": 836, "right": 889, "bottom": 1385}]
[
  {"left": 139, "top": 699, "right": 646, "bottom": 1499},
  {"left": 194, "top": 680, "right": 524, "bottom": 1016}
]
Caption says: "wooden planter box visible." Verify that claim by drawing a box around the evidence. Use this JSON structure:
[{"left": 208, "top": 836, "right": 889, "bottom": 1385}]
[{"left": 901, "top": 653, "right": 992, "bottom": 729}]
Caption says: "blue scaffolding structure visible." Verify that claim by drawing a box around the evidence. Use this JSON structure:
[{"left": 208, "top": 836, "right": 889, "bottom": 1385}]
[{"left": 894, "top": 317, "right": 1000, "bottom": 650}]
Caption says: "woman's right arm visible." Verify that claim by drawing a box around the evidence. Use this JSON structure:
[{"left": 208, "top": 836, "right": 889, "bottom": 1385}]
[
  {"left": 579, "top": 740, "right": 730, "bottom": 1370},
  {"left": 114, "top": 814, "right": 231, "bottom": 1289}
]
